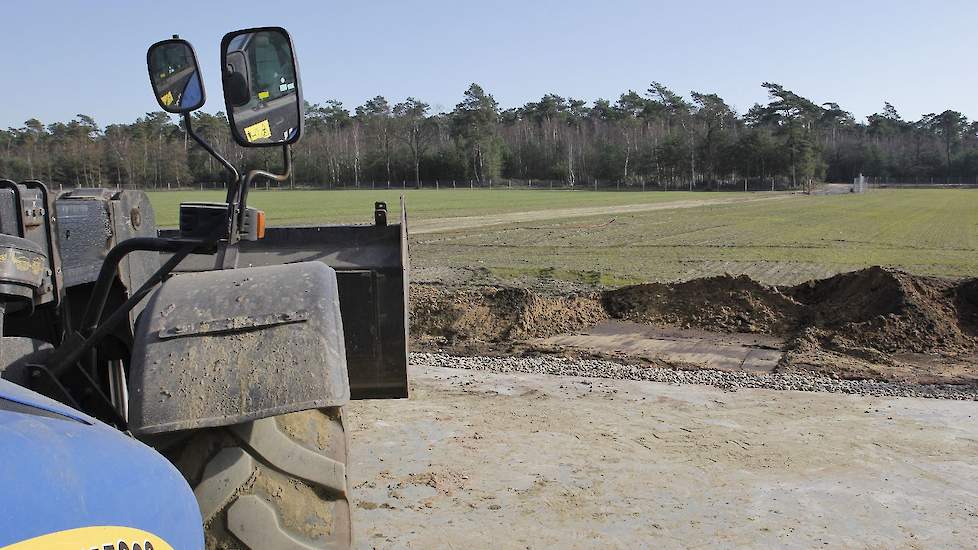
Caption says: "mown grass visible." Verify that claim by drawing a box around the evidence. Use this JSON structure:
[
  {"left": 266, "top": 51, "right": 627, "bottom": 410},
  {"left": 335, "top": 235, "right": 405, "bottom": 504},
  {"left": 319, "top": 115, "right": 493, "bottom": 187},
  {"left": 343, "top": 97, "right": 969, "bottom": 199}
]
[
  {"left": 147, "top": 188, "right": 978, "bottom": 285},
  {"left": 413, "top": 189, "right": 978, "bottom": 285},
  {"left": 146, "top": 188, "right": 704, "bottom": 227}
]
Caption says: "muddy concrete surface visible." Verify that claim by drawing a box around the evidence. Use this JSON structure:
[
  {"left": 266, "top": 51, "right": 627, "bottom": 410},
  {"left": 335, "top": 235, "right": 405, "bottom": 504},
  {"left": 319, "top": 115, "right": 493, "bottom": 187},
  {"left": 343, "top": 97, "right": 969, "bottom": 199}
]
[
  {"left": 410, "top": 266, "right": 978, "bottom": 386},
  {"left": 349, "top": 364, "right": 978, "bottom": 548}
]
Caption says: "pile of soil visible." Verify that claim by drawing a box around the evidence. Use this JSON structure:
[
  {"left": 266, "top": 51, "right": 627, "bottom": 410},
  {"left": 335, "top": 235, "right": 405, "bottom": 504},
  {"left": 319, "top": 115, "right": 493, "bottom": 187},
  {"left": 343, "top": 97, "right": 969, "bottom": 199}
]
[
  {"left": 955, "top": 278, "right": 978, "bottom": 334},
  {"left": 789, "top": 266, "right": 974, "bottom": 354},
  {"left": 602, "top": 275, "right": 801, "bottom": 335},
  {"left": 409, "top": 267, "right": 978, "bottom": 383},
  {"left": 410, "top": 285, "right": 606, "bottom": 346}
]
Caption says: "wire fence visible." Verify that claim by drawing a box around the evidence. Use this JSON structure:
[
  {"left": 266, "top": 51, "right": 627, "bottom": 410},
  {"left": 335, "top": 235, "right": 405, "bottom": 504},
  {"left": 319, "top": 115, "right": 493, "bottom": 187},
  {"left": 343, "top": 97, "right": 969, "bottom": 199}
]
[
  {"left": 103, "top": 176, "right": 810, "bottom": 193},
  {"left": 49, "top": 175, "right": 978, "bottom": 193},
  {"left": 864, "top": 175, "right": 978, "bottom": 189}
]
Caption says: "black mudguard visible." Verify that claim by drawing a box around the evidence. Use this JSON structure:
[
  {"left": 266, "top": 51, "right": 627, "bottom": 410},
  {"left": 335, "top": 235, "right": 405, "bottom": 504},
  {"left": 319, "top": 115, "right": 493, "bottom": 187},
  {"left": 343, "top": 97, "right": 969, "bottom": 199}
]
[{"left": 127, "top": 262, "right": 348, "bottom": 435}]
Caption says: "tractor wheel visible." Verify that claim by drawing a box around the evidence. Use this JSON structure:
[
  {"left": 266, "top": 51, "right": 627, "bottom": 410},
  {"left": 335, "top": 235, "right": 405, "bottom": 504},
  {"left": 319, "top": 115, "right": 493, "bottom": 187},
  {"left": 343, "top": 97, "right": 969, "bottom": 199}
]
[{"left": 164, "top": 407, "right": 352, "bottom": 549}]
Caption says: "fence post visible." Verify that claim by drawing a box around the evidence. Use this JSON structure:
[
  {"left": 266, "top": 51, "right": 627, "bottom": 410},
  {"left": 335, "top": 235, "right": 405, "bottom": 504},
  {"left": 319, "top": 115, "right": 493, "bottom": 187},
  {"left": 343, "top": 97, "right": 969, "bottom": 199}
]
[
  {"left": 594, "top": 179, "right": 597, "bottom": 191},
  {"left": 436, "top": 180, "right": 439, "bottom": 190},
  {"left": 489, "top": 179, "right": 492, "bottom": 190}
]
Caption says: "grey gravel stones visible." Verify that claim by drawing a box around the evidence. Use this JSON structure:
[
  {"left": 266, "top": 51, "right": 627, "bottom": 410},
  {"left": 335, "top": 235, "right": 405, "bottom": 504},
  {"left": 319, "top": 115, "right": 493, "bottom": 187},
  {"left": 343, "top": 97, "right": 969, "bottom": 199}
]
[{"left": 411, "top": 352, "right": 978, "bottom": 401}]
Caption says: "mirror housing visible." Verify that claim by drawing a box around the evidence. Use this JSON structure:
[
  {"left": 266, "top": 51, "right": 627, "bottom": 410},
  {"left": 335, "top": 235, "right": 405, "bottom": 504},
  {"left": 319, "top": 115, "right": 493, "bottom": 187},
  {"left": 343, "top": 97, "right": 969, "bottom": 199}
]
[
  {"left": 220, "top": 26, "right": 304, "bottom": 148},
  {"left": 146, "top": 38, "right": 205, "bottom": 113}
]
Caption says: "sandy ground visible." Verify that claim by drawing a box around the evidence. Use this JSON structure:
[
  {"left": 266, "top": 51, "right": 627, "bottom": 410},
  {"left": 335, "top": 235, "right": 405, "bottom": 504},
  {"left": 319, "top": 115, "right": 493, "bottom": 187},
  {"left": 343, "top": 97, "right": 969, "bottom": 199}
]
[
  {"left": 410, "top": 193, "right": 792, "bottom": 234},
  {"left": 348, "top": 364, "right": 978, "bottom": 549}
]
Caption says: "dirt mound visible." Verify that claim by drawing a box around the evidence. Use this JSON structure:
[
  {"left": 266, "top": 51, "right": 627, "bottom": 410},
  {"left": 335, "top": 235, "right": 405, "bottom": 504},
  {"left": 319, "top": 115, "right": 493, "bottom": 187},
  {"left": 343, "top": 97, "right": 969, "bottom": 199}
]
[
  {"left": 789, "top": 267, "right": 974, "bottom": 354},
  {"left": 597, "top": 267, "right": 977, "bottom": 359},
  {"left": 409, "top": 268, "right": 978, "bottom": 383},
  {"left": 602, "top": 275, "right": 800, "bottom": 335},
  {"left": 410, "top": 285, "right": 606, "bottom": 345},
  {"left": 957, "top": 279, "right": 978, "bottom": 335}
]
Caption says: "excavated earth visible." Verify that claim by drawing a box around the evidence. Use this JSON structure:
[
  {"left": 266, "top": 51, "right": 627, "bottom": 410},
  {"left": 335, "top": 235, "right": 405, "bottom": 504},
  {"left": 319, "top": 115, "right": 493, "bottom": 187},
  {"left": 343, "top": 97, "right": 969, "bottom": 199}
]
[{"left": 410, "top": 267, "right": 978, "bottom": 386}]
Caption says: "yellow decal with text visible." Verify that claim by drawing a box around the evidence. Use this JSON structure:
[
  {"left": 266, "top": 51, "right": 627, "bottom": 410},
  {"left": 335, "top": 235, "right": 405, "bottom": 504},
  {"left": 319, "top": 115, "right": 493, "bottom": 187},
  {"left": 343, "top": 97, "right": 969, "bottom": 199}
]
[
  {"left": 258, "top": 90, "right": 270, "bottom": 100},
  {"left": 160, "top": 91, "right": 174, "bottom": 106},
  {"left": 0, "top": 253, "right": 44, "bottom": 275},
  {"left": 244, "top": 119, "right": 272, "bottom": 143},
  {"left": 1, "top": 525, "right": 175, "bottom": 549}
]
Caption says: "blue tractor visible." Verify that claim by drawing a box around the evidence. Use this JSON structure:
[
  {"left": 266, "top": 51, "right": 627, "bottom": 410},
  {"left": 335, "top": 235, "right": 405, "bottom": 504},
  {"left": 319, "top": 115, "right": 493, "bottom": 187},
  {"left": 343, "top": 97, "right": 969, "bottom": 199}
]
[{"left": 0, "top": 27, "right": 409, "bottom": 549}]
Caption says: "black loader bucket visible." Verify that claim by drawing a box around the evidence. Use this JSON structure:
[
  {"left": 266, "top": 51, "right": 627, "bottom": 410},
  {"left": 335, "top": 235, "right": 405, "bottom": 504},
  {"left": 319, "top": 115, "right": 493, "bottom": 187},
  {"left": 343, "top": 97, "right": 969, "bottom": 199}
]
[{"left": 162, "top": 198, "right": 409, "bottom": 400}]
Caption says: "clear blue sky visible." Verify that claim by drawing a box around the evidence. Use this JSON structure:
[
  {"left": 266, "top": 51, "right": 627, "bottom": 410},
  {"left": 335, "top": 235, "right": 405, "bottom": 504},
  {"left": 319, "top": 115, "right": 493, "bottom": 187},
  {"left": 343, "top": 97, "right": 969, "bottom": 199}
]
[{"left": 3, "top": 0, "right": 977, "bottom": 129}]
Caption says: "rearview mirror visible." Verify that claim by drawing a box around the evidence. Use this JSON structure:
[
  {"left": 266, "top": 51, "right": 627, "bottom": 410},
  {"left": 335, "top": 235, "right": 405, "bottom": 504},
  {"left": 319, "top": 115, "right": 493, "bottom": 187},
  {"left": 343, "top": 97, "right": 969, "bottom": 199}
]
[
  {"left": 220, "top": 27, "right": 304, "bottom": 147},
  {"left": 146, "top": 38, "right": 205, "bottom": 113}
]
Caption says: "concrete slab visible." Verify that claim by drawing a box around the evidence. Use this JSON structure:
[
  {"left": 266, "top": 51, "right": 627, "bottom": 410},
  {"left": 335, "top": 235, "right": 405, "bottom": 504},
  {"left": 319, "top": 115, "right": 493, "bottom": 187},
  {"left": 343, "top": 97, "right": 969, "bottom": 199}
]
[{"left": 536, "top": 321, "right": 783, "bottom": 373}]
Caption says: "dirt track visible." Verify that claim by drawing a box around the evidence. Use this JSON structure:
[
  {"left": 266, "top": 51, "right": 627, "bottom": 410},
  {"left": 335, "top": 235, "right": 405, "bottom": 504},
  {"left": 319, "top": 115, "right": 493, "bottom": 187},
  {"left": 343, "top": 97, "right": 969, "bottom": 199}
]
[
  {"left": 410, "top": 193, "right": 792, "bottom": 234},
  {"left": 349, "top": 364, "right": 978, "bottom": 548}
]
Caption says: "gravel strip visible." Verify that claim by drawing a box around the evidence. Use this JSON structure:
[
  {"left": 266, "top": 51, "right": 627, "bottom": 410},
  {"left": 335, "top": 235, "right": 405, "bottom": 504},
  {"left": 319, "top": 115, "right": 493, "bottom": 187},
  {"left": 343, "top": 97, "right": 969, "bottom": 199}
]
[{"left": 411, "top": 352, "right": 978, "bottom": 401}]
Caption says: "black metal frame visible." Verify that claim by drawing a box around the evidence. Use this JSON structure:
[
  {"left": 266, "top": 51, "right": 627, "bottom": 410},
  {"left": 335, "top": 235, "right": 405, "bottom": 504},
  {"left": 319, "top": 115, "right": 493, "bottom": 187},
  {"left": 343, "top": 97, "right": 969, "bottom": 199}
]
[
  {"left": 0, "top": 180, "right": 25, "bottom": 237},
  {"left": 21, "top": 181, "right": 60, "bottom": 307},
  {"left": 35, "top": 234, "right": 218, "bottom": 428}
]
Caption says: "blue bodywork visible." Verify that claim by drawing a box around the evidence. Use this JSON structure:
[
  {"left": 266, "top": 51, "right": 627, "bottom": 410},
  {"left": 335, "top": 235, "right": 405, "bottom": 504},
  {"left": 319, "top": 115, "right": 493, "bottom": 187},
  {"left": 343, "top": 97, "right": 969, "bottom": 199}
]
[
  {"left": 180, "top": 71, "right": 202, "bottom": 109},
  {"left": 0, "top": 379, "right": 203, "bottom": 549}
]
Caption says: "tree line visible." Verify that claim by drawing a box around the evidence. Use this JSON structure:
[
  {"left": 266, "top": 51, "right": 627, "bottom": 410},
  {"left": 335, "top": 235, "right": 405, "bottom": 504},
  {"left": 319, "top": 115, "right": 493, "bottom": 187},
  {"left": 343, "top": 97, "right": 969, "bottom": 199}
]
[{"left": 3, "top": 82, "right": 977, "bottom": 190}]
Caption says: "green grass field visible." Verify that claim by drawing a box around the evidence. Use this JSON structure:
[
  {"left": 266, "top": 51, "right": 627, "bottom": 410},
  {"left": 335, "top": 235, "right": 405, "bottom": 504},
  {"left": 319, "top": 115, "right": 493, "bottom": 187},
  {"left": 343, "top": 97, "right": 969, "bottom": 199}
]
[
  {"left": 146, "top": 189, "right": 705, "bottom": 227},
  {"left": 148, "top": 189, "right": 978, "bottom": 285}
]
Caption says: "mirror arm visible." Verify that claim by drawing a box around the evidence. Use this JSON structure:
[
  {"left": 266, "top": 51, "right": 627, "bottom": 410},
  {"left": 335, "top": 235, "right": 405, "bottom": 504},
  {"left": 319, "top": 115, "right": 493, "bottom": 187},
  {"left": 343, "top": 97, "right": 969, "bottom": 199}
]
[
  {"left": 238, "top": 144, "right": 291, "bottom": 216},
  {"left": 183, "top": 112, "right": 239, "bottom": 193},
  {"left": 216, "top": 145, "right": 290, "bottom": 269}
]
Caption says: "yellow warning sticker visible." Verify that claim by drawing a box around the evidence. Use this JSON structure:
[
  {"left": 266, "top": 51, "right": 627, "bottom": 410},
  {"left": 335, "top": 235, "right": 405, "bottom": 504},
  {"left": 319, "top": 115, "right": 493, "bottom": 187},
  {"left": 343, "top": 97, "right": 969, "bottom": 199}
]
[
  {"left": 2, "top": 525, "right": 175, "bottom": 549},
  {"left": 244, "top": 119, "right": 272, "bottom": 142},
  {"left": 160, "top": 91, "right": 174, "bottom": 106},
  {"left": 258, "top": 90, "right": 270, "bottom": 100}
]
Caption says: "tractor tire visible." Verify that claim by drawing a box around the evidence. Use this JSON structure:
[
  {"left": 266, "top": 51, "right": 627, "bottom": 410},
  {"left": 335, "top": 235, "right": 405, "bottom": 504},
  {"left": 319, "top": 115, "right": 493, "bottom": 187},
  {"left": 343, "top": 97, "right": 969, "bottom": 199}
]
[{"left": 163, "top": 408, "right": 352, "bottom": 549}]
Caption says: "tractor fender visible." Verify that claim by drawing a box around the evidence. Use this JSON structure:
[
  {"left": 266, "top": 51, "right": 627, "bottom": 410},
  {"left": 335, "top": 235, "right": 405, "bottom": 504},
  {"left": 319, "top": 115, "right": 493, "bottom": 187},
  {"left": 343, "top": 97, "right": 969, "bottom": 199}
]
[{"left": 128, "top": 262, "right": 349, "bottom": 435}]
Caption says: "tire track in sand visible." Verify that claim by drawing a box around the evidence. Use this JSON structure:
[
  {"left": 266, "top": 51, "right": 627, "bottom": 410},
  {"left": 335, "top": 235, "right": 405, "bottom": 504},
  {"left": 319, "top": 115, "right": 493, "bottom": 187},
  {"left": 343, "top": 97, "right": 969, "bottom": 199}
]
[{"left": 411, "top": 193, "right": 795, "bottom": 235}]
